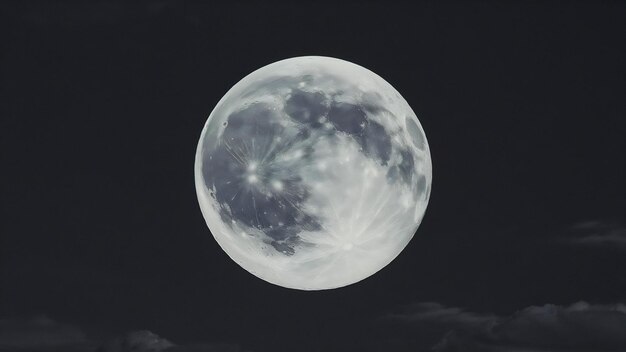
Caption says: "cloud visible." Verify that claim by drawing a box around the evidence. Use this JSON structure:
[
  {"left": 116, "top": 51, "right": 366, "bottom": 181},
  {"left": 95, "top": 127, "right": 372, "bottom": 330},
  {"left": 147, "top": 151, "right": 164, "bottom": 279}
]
[
  {"left": 384, "top": 302, "right": 496, "bottom": 329},
  {"left": 376, "top": 303, "right": 497, "bottom": 351},
  {"left": 0, "top": 319, "right": 246, "bottom": 352},
  {"left": 0, "top": 315, "right": 92, "bottom": 351},
  {"left": 561, "top": 220, "right": 626, "bottom": 250},
  {"left": 97, "top": 331, "right": 248, "bottom": 352},
  {"left": 386, "top": 301, "right": 626, "bottom": 351},
  {"left": 169, "top": 344, "right": 248, "bottom": 352},
  {"left": 98, "top": 330, "right": 175, "bottom": 352}
]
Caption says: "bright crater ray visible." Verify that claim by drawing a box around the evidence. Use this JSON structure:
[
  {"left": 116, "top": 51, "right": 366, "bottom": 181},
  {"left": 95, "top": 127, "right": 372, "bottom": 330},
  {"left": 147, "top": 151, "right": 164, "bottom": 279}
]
[{"left": 195, "top": 56, "right": 432, "bottom": 290}]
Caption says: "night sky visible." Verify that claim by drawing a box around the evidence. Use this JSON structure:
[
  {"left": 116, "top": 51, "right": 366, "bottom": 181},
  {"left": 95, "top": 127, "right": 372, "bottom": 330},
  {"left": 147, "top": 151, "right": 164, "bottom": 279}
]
[{"left": 2, "top": 2, "right": 625, "bottom": 351}]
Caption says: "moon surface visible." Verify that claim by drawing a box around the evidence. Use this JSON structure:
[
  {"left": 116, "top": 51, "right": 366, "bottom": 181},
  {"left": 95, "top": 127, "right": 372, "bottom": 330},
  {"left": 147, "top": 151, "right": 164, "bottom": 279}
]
[{"left": 195, "top": 56, "right": 431, "bottom": 290}]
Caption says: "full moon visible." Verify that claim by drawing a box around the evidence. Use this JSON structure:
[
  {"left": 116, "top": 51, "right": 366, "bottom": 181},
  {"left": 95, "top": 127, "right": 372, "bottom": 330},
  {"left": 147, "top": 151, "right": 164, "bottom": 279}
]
[{"left": 195, "top": 56, "right": 431, "bottom": 290}]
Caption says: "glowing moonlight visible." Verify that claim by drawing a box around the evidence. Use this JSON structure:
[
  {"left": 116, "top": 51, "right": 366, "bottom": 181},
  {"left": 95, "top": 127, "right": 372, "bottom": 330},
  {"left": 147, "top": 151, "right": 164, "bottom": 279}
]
[{"left": 195, "top": 56, "right": 431, "bottom": 290}]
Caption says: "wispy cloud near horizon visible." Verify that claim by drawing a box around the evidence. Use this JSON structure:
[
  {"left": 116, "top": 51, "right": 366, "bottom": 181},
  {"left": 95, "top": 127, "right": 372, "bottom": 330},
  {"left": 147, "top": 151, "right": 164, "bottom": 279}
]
[
  {"left": 0, "top": 317, "right": 247, "bottom": 352},
  {"left": 0, "top": 315, "right": 92, "bottom": 351},
  {"left": 384, "top": 301, "right": 626, "bottom": 351},
  {"left": 560, "top": 220, "right": 626, "bottom": 250}
]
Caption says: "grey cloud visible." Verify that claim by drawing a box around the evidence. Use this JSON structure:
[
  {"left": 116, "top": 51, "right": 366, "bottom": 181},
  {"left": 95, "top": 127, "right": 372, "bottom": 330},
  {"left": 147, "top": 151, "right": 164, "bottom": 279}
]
[
  {"left": 569, "top": 233, "right": 626, "bottom": 248},
  {"left": 384, "top": 302, "right": 496, "bottom": 329},
  {"left": 562, "top": 221, "right": 626, "bottom": 250},
  {"left": 0, "top": 319, "right": 246, "bottom": 352},
  {"left": 169, "top": 344, "right": 248, "bottom": 352},
  {"left": 387, "top": 301, "right": 626, "bottom": 351},
  {"left": 98, "top": 331, "right": 248, "bottom": 352},
  {"left": 0, "top": 315, "right": 92, "bottom": 351},
  {"left": 98, "top": 330, "right": 174, "bottom": 352},
  {"left": 376, "top": 302, "right": 497, "bottom": 352}
]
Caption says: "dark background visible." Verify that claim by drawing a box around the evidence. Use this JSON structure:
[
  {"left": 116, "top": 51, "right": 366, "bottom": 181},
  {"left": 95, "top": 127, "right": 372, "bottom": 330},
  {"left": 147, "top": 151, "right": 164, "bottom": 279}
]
[{"left": 2, "top": 1, "right": 625, "bottom": 351}]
